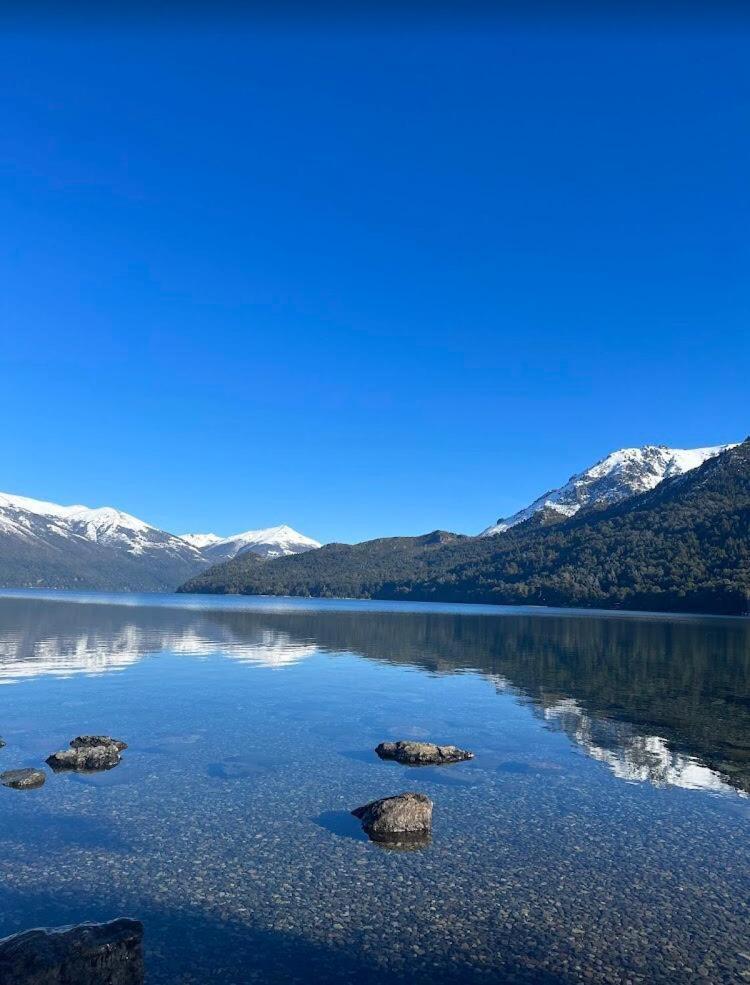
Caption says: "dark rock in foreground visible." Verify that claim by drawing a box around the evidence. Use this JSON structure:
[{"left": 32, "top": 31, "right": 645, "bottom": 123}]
[
  {"left": 71, "top": 735, "right": 128, "bottom": 752},
  {"left": 0, "top": 918, "right": 144, "bottom": 984},
  {"left": 352, "top": 792, "right": 433, "bottom": 845},
  {"left": 376, "top": 740, "right": 474, "bottom": 765},
  {"left": 47, "top": 737, "right": 125, "bottom": 773},
  {"left": 1, "top": 768, "right": 46, "bottom": 790},
  {"left": 0, "top": 737, "right": 5, "bottom": 748}
]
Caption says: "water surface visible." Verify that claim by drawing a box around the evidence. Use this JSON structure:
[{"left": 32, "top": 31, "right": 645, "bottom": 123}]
[{"left": 0, "top": 591, "right": 748, "bottom": 983}]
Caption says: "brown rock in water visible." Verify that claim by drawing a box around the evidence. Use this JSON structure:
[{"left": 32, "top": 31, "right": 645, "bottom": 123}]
[
  {"left": 71, "top": 735, "right": 128, "bottom": 752},
  {"left": 47, "top": 743, "right": 122, "bottom": 773},
  {"left": 1, "top": 768, "right": 46, "bottom": 790},
  {"left": 376, "top": 740, "right": 474, "bottom": 765},
  {"left": 0, "top": 918, "right": 144, "bottom": 985},
  {"left": 352, "top": 792, "right": 433, "bottom": 844}
]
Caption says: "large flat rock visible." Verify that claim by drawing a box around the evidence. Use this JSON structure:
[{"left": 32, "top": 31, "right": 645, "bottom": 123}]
[
  {"left": 0, "top": 918, "right": 144, "bottom": 984},
  {"left": 376, "top": 740, "right": 474, "bottom": 765},
  {"left": 0, "top": 768, "right": 46, "bottom": 790}
]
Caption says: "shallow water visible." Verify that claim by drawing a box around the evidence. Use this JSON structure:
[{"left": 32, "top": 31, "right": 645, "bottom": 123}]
[{"left": 0, "top": 590, "right": 748, "bottom": 984}]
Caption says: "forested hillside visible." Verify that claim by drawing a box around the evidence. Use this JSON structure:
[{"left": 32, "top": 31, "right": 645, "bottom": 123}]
[
  {"left": 179, "top": 531, "right": 466, "bottom": 598},
  {"left": 180, "top": 441, "right": 750, "bottom": 615}
]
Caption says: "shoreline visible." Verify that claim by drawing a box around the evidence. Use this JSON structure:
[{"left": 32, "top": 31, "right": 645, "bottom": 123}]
[{"left": 0, "top": 586, "right": 747, "bottom": 623}]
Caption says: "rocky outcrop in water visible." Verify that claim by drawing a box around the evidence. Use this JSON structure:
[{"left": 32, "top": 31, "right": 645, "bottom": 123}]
[
  {"left": 71, "top": 735, "right": 128, "bottom": 752},
  {"left": 0, "top": 737, "right": 5, "bottom": 748},
  {"left": 376, "top": 740, "right": 474, "bottom": 765},
  {"left": 47, "top": 736, "right": 126, "bottom": 772},
  {"left": 0, "top": 768, "right": 46, "bottom": 790},
  {"left": 352, "top": 792, "right": 433, "bottom": 844},
  {"left": 0, "top": 918, "right": 144, "bottom": 984}
]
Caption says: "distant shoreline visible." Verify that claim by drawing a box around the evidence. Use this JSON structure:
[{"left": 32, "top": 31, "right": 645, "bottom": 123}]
[{"left": 0, "top": 587, "right": 747, "bottom": 623}]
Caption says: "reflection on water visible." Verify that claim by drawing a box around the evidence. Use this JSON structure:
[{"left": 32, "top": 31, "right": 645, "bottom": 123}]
[
  {"left": 1, "top": 592, "right": 748, "bottom": 796},
  {"left": 0, "top": 616, "right": 317, "bottom": 681},
  {"left": 540, "top": 697, "right": 736, "bottom": 794},
  {"left": 0, "top": 591, "right": 748, "bottom": 984}
]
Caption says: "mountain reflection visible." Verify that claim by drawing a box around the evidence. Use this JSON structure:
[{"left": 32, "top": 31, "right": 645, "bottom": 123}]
[
  {"left": 0, "top": 602, "right": 317, "bottom": 681},
  {"left": 540, "top": 697, "right": 736, "bottom": 794},
  {"left": 0, "top": 595, "right": 748, "bottom": 795}
]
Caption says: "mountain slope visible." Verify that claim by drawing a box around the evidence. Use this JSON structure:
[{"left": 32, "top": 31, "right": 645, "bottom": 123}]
[
  {"left": 0, "top": 491, "right": 322, "bottom": 592},
  {"left": 179, "top": 533, "right": 222, "bottom": 550},
  {"left": 0, "top": 491, "right": 208, "bottom": 592},
  {"left": 481, "top": 443, "right": 736, "bottom": 535},
  {"left": 190, "top": 524, "right": 321, "bottom": 562},
  {"left": 181, "top": 441, "right": 750, "bottom": 615},
  {"left": 179, "top": 530, "right": 465, "bottom": 597}
]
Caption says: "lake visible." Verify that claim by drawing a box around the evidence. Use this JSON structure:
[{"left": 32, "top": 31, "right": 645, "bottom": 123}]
[{"left": 0, "top": 590, "right": 748, "bottom": 984}]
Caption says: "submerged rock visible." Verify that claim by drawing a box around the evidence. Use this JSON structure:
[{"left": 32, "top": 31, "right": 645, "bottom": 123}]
[
  {"left": 47, "top": 742, "right": 122, "bottom": 773},
  {"left": 0, "top": 918, "right": 144, "bottom": 984},
  {"left": 352, "top": 792, "right": 433, "bottom": 844},
  {"left": 0, "top": 737, "right": 5, "bottom": 748},
  {"left": 376, "top": 740, "right": 474, "bottom": 765},
  {"left": 71, "top": 735, "right": 128, "bottom": 752},
  {"left": 0, "top": 768, "right": 46, "bottom": 790}
]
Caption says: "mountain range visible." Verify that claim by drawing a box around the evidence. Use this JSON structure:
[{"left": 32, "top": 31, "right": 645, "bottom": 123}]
[
  {"left": 480, "top": 444, "right": 736, "bottom": 535},
  {"left": 181, "top": 525, "right": 322, "bottom": 561},
  {"left": 0, "top": 492, "right": 319, "bottom": 592},
  {"left": 181, "top": 440, "right": 750, "bottom": 615},
  {"left": 1, "top": 440, "right": 746, "bottom": 611}
]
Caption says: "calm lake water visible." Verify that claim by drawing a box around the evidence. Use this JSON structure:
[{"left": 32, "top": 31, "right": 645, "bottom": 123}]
[{"left": 0, "top": 590, "right": 748, "bottom": 984}]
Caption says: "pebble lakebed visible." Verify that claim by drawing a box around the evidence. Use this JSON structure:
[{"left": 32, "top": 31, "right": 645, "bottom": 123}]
[{"left": 0, "top": 597, "right": 748, "bottom": 983}]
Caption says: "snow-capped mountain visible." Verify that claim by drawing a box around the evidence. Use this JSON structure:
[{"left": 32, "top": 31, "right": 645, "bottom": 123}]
[
  {"left": 0, "top": 490, "right": 321, "bottom": 592},
  {"left": 0, "top": 490, "right": 207, "bottom": 592},
  {"left": 180, "top": 533, "right": 222, "bottom": 550},
  {"left": 188, "top": 524, "right": 322, "bottom": 562},
  {"left": 0, "top": 491, "right": 201, "bottom": 558},
  {"left": 480, "top": 443, "right": 737, "bottom": 536}
]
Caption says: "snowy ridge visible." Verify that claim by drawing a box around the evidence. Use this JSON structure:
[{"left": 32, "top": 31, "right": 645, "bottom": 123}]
[
  {"left": 0, "top": 490, "right": 320, "bottom": 591},
  {"left": 0, "top": 491, "right": 319, "bottom": 562},
  {"left": 0, "top": 491, "right": 197, "bottom": 558},
  {"left": 180, "top": 533, "right": 222, "bottom": 550},
  {"left": 193, "top": 524, "right": 322, "bottom": 561},
  {"left": 0, "top": 491, "right": 149, "bottom": 532},
  {"left": 480, "top": 443, "right": 737, "bottom": 536}
]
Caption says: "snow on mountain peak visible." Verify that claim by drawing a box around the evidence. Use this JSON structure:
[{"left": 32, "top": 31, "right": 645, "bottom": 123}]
[
  {"left": 480, "top": 443, "right": 737, "bottom": 537},
  {"left": 191, "top": 524, "right": 322, "bottom": 561},
  {"left": 0, "top": 490, "right": 202, "bottom": 559},
  {"left": 179, "top": 533, "right": 222, "bottom": 549},
  {"left": 0, "top": 492, "right": 149, "bottom": 530},
  {"left": 0, "top": 490, "right": 320, "bottom": 590},
  {"left": 0, "top": 488, "right": 320, "bottom": 569}
]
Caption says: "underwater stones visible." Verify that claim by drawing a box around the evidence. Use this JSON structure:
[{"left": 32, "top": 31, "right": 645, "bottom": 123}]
[
  {"left": 47, "top": 736, "right": 125, "bottom": 772},
  {"left": 71, "top": 735, "right": 128, "bottom": 752},
  {"left": 0, "top": 737, "right": 5, "bottom": 748},
  {"left": 0, "top": 918, "right": 144, "bottom": 985},
  {"left": 352, "top": 792, "right": 433, "bottom": 844},
  {"left": 0, "top": 768, "right": 46, "bottom": 790},
  {"left": 376, "top": 740, "right": 474, "bottom": 765}
]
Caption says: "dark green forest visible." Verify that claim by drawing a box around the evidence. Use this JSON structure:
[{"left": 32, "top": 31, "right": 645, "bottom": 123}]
[{"left": 180, "top": 440, "right": 750, "bottom": 616}]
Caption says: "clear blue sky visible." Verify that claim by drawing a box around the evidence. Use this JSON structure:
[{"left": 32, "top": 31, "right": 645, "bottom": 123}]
[{"left": 1, "top": 10, "right": 748, "bottom": 543}]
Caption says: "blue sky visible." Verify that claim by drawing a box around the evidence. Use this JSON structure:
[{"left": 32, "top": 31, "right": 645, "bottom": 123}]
[{"left": 1, "top": 13, "right": 748, "bottom": 543}]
